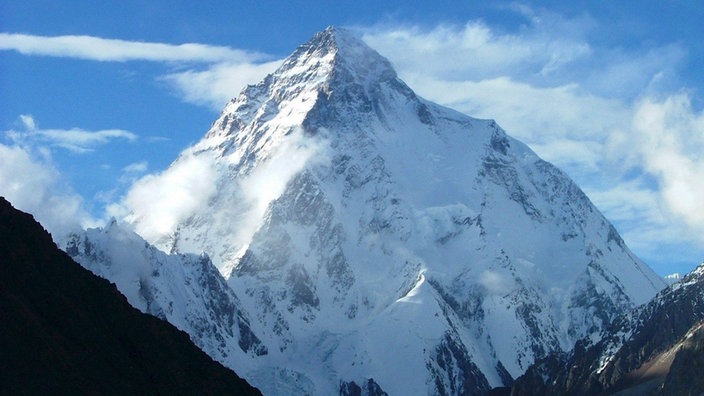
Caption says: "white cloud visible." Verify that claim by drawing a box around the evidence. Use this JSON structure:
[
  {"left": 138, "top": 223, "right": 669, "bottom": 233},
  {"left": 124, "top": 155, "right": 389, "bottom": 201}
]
[
  {"left": 19, "top": 114, "right": 36, "bottom": 130},
  {"left": 116, "top": 161, "right": 149, "bottom": 186},
  {"left": 237, "top": 127, "right": 330, "bottom": 231},
  {"left": 122, "top": 161, "right": 148, "bottom": 174},
  {"left": 7, "top": 114, "right": 137, "bottom": 153},
  {"left": 0, "top": 144, "right": 94, "bottom": 239},
  {"left": 362, "top": 23, "right": 520, "bottom": 79},
  {"left": 107, "top": 126, "right": 330, "bottom": 264},
  {"left": 110, "top": 150, "right": 219, "bottom": 244},
  {"left": 0, "top": 33, "right": 266, "bottom": 63},
  {"left": 359, "top": 17, "right": 592, "bottom": 84},
  {"left": 581, "top": 93, "right": 704, "bottom": 256},
  {"left": 629, "top": 94, "right": 704, "bottom": 237}
]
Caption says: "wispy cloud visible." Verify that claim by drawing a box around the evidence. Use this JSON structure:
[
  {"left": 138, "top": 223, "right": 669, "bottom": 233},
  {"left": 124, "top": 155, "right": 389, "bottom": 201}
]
[
  {"left": 0, "top": 115, "right": 139, "bottom": 236},
  {"left": 629, "top": 94, "right": 704, "bottom": 233},
  {"left": 122, "top": 161, "right": 148, "bottom": 174},
  {"left": 0, "top": 33, "right": 280, "bottom": 109},
  {"left": 6, "top": 114, "right": 137, "bottom": 153},
  {"left": 0, "top": 33, "right": 266, "bottom": 63}
]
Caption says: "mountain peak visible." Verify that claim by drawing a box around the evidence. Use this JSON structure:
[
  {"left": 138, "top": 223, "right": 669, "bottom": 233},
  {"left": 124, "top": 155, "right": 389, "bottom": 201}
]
[
  {"left": 281, "top": 26, "right": 397, "bottom": 89},
  {"left": 295, "top": 26, "right": 380, "bottom": 62},
  {"left": 302, "top": 26, "right": 354, "bottom": 51},
  {"left": 200, "top": 26, "right": 403, "bottom": 152}
]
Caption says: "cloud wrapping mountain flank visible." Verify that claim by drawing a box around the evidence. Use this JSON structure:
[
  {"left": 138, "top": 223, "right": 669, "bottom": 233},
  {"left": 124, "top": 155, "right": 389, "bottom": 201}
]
[{"left": 110, "top": 149, "right": 219, "bottom": 244}]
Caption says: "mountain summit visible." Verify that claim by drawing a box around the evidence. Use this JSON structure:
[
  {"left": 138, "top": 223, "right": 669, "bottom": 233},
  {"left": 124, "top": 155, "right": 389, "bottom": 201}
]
[{"left": 73, "top": 27, "right": 665, "bottom": 395}]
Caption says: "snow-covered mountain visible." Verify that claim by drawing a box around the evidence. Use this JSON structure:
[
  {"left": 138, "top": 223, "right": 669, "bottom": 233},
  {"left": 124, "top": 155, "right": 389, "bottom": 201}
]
[{"left": 67, "top": 27, "right": 665, "bottom": 395}]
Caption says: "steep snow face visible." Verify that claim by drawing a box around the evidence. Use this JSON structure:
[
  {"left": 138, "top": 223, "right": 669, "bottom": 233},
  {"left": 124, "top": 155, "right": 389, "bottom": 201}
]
[
  {"left": 120, "top": 27, "right": 665, "bottom": 395},
  {"left": 62, "top": 223, "right": 268, "bottom": 377}
]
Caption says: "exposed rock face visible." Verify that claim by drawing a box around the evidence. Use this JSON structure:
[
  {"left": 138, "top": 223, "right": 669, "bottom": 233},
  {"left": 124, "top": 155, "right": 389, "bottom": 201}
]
[
  {"left": 69, "top": 27, "right": 665, "bottom": 395},
  {"left": 659, "top": 322, "right": 704, "bottom": 395}
]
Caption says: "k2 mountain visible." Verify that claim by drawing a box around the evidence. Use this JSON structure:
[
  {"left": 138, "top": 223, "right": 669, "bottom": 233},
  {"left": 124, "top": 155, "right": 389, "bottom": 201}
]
[{"left": 66, "top": 27, "right": 665, "bottom": 396}]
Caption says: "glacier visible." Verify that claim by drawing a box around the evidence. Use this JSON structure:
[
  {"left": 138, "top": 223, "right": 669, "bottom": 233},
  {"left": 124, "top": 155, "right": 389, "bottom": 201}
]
[{"left": 65, "top": 27, "right": 666, "bottom": 395}]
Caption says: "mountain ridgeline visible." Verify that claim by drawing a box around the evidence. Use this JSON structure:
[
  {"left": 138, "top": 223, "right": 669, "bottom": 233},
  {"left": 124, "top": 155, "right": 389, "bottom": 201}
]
[
  {"left": 0, "top": 197, "right": 261, "bottom": 395},
  {"left": 64, "top": 27, "right": 667, "bottom": 395}
]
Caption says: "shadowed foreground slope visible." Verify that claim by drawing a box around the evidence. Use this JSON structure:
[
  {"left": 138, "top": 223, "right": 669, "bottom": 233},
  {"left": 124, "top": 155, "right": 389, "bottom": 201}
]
[{"left": 0, "top": 197, "right": 261, "bottom": 395}]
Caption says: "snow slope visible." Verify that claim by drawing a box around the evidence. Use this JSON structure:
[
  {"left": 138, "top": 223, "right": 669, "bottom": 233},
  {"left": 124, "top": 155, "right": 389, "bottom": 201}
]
[
  {"left": 63, "top": 221, "right": 268, "bottom": 376},
  {"left": 70, "top": 27, "right": 665, "bottom": 395}
]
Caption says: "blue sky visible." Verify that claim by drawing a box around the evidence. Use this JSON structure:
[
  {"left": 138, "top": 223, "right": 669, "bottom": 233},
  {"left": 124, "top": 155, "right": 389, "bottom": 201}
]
[{"left": 1, "top": 1, "right": 703, "bottom": 276}]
